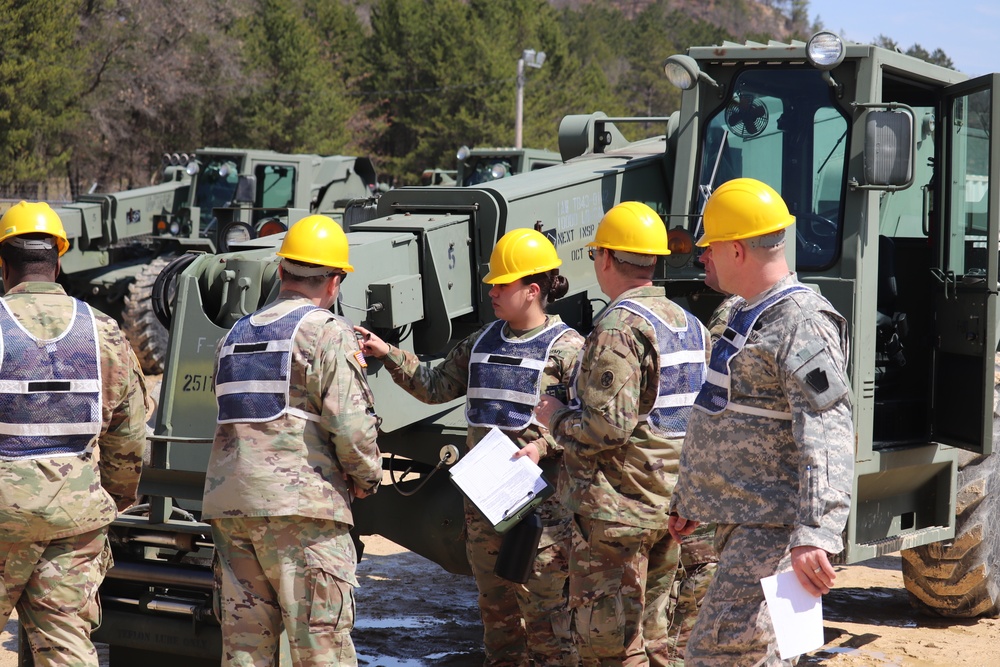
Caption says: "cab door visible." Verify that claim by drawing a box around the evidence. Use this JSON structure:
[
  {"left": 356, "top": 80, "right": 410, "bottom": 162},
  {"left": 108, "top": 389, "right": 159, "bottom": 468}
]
[{"left": 931, "top": 74, "right": 1000, "bottom": 455}]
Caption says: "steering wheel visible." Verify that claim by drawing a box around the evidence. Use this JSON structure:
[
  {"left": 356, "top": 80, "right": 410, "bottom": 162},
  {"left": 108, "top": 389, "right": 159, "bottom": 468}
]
[{"left": 795, "top": 212, "right": 838, "bottom": 262}]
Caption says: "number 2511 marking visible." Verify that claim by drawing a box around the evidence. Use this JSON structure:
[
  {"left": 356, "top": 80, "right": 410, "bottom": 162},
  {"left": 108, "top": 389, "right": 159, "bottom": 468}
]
[{"left": 182, "top": 374, "right": 212, "bottom": 392}]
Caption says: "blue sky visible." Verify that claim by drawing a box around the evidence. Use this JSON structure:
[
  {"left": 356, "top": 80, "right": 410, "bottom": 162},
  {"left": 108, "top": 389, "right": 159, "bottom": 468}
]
[{"left": 809, "top": 0, "right": 996, "bottom": 76}]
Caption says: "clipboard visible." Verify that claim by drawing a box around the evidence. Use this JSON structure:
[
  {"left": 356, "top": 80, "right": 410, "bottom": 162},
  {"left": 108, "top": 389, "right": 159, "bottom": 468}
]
[
  {"left": 448, "top": 427, "right": 554, "bottom": 534},
  {"left": 490, "top": 479, "right": 553, "bottom": 534}
]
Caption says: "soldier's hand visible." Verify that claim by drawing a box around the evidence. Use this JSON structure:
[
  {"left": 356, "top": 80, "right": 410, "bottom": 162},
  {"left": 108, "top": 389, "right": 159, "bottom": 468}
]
[
  {"left": 668, "top": 514, "right": 699, "bottom": 541},
  {"left": 791, "top": 545, "right": 836, "bottom": 596},
  {"left": 534, "top": 395, "right": 564, "bottom": 429},
  {"left": 353, "top": 326, "right": 389, "bottom": 358},
  {"left": 513, "top": 442, "right": 541, "bottom": 465}
]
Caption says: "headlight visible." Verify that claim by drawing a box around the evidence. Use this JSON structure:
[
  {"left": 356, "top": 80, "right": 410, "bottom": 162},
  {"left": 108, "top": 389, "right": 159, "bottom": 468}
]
[
  {"left": 663, "top": 55, "right": 699, "bottom": 91},
  {"left": 168, "top": 220, "right": 181, "bottom": 235},
  {"left": 219, "top": 221, "right": 253, "bottom": 252},
  {"left": 490, "top": 163, "right": 508, "bottom": 180},
  {"left": 806, "top": 31, "right": 845, "bottom": 71}
]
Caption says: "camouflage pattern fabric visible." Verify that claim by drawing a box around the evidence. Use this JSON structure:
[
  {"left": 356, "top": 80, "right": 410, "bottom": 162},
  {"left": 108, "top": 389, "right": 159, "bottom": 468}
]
[
  {"left": 212, "top": 517, "right": 358, "bottom": 667},
  {"left": 383, "top": 314, "right": 583, "bottom": 666},
  {"left": 656, "top": 295, "right": 739, "bottom": 663},
  {"left": 0, "top": 527, "right": 111, "bottom": 667},
  {"left": 204, "top": 295, "right": 382, "bottom": 667},
  {"left": 203, "top": 296, "right": 383, "bottom": 523},
  {"left": 550, "top": 286, "right": 710, "bottom": 529},
  {"left": 465, "top": 492, "right": 576, "bottom": 666},
  {"left": 547, "top": 286, "right": 710, "bottom": 664},
  {"left": 0, "top": 282, "right": 145, "bottom": 665},
  {"left": 706, "top": 294, "right": 742, "bottom": 338},
  {"left": 663, "top": 528, "right": 718, "bottom": 665},
  {"left": 568, "top": 515, "right": 678, "bottom": 666},
  {"left": 671, "top": 274, "right": 854, "bottom": 664},
  {"left": 685, "top": 524, "right": 796, "bottom": 667}
]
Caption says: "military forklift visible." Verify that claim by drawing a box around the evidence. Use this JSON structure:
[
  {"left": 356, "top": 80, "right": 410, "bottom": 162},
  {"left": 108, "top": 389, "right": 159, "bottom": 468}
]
[{"left": 40, "top": 31, "right": 999, "bottom": 665}]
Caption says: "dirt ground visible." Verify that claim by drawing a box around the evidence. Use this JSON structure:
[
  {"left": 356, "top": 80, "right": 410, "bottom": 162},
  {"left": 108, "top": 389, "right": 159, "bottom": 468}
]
[{"left": 4, "top": 540, "right": 999, "bottom": 666}]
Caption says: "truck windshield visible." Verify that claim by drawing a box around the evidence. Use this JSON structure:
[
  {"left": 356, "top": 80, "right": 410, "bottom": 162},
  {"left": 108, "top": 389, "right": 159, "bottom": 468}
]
[
  {"left": 194, "top": 159, "right": 240, "bottom": 230},
  {"left": 695, "top": 68, "right": 850, "bottom": 270},
  {"left": 462, "top": 157, "right": 515, "bottom": 186}
]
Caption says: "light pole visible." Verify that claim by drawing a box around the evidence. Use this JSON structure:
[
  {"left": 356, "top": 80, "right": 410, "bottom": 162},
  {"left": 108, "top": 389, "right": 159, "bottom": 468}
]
[{"left": 515, "top": 48, "right": 546, "bottom": 149}]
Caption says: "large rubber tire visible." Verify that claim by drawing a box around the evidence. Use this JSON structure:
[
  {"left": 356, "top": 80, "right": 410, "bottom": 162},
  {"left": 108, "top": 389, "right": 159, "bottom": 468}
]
[
  {"left": 900, "top": 359, "right": 1000, "bottom": 618},
  {"left": 122, "top": 257, "right": 172, "bottom": 375}
]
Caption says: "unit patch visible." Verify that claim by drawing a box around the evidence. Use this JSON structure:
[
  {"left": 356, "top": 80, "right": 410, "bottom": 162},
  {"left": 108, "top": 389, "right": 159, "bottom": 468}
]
[{"left": 600, "top": 371, "right": 614, "bottom": 388}]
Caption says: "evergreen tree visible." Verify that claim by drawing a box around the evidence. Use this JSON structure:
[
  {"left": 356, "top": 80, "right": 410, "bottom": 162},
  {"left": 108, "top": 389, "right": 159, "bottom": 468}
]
[
  {"left": 0, "top": 0, "right": 84, "bottom": 197},
  {"left": 234, "top": 0, "right": 358, "bottom": 155}
]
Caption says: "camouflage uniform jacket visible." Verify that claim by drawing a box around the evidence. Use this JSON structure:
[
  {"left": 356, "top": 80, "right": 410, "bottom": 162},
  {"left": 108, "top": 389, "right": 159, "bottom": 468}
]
[
  {"left": 0, "top": 282, "right": 146, "bottom": 542},
  {"left": 550, "top": 286, "right": 710, "bottom": 530},
  {"left": 202, "top": 295, "right": 382, "bottom": 525},
  {"left": 382, "top": 315, "right": 583, "bottom": 459},
  {"left": 671, "top": 274, "right": 854, "bottom": 554}
]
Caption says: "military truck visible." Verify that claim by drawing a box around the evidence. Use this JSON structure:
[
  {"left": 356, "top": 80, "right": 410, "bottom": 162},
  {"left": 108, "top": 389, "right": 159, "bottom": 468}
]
[
  {"left": 420, "top": 145, "right": 561, "bottom": 187},
  {"left": 67, "top": 32, "right": 1000, "bottom": 665},
  {"left": 46, "top": 148, "right": 378, "bottom": 374}
]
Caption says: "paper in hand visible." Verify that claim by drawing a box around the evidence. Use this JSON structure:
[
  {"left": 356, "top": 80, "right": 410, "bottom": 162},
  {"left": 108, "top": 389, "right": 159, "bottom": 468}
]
[{"left": 760, "top": 570, "right": 824, "bottom": 660}]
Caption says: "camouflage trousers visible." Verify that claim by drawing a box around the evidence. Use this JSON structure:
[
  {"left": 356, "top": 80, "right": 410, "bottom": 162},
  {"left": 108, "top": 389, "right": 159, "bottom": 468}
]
[
  {"left": 211, "top": 516, "right": 358, "bottom": 667},
  {"left": 0, "top": 527, "right": 111, "bottom": 667},
  {"left": 568, "top": 515, "right": 680, "bottom": 667},
  {"left": 686, "top": 524, "right": 797, "bottom": 667},
  {"left": 662, "top": 524, "right": 719, "bottom": 665},
  {"left": 465, "top": 494, "right": 578, "bottom": 666}
]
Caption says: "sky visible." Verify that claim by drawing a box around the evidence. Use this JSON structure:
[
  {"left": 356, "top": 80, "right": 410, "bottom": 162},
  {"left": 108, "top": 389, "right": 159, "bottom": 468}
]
[{"left": 809, "top": 0, "right": 996, "bottom": 76}]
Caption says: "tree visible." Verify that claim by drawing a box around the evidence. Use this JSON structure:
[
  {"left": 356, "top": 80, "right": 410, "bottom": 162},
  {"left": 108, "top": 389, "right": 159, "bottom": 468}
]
[
  {"left": 0, "top": 1, "right": 85, "bottom": 197},
  {"left": 874, "top": 34, "right": 955, "bottom": 70},
  {"left": 233, "top": 0, "right": 359, "bottom": 155},
  {"left": 68, "top": 0, "right": 250, "bottom": 194}
]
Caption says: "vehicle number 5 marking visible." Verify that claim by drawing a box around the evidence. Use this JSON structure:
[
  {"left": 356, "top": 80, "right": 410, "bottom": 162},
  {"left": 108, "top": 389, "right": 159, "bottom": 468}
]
[{"left": 182, "top": 374, "right": 212, "bottom": 392}]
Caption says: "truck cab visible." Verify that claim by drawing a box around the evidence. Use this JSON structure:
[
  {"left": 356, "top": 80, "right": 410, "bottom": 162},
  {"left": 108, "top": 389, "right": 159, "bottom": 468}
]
[{"left": 654, "top": 32, "right": 1000, "bottom": 614}]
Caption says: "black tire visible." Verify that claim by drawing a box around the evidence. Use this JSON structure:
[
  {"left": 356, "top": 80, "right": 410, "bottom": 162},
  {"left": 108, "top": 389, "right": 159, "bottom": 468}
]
[
  {"left": 123, "top": 257, "right": 172, "bottom": 375},
  {"left": 900, "top": 364, "right": 1000, "bottom": 618}
]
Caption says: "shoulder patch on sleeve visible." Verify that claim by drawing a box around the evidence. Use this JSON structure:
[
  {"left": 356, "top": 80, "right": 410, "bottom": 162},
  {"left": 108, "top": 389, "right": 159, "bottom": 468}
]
[
  {"left": 790, "top": 347, "right": 848, "bottom": 412},
  {"left": 354, "top": 349, "right": 368, "bottom": 368}
]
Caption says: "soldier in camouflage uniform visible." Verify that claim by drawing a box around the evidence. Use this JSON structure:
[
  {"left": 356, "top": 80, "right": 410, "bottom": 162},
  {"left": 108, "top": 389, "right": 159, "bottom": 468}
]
[
  {"left": 0, "top": 202, "right": 146, "bottom": 666},
  {"left": 669, "top": 179, "right": 854, "bottom": 666},
  {"left": 203, "top": 215, "right": 382, "bottom": 667},
  {"left": 536, "top": 201, "right": 710, "bottom": 666},
  {"left": 357, "top": 228, "right": 583, "bottom": 666}
]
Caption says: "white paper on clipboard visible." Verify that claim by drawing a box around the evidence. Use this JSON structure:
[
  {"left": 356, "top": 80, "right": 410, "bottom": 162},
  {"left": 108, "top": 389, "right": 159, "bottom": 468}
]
[{"left": 449, "top": 426, "right": 549, "bottom": 527}]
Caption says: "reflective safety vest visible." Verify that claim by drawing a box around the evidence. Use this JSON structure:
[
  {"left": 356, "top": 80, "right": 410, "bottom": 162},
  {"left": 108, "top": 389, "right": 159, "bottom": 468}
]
[
  {"left": 0, "top": 299, "right": 102, "bottom": 461},
  {"left": 467, "top": 320, "right": 572, "bottom": 430},
  {"left": 694, "top": 285, "right": 810, "bottom": 420},
  {"left": 614, "top": 300, "right": 707, "bottom": 437},
  {"left": 216, "top": 304, "right": 326, "bottom": 424}
]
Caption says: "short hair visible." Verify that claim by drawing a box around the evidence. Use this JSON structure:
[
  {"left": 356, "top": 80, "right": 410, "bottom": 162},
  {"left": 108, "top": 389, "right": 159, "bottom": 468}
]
[
  {"left": 280, "top": 258, "right": 338, "bottom": 287},
  {"left": 0, "top": 235, "right": 58, "bottom": 275},
  {"left": 606, "top": 249, "right": 656, "bottom": 279}
]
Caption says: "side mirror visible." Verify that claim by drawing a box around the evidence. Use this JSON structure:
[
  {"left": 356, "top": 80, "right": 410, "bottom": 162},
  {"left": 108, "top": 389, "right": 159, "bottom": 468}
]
[
  {"left": 860, "top": 108, "right": 915, "bottom": 190},
  {"left": 234, "top": 175, "right": 256, "bottom": 204}
]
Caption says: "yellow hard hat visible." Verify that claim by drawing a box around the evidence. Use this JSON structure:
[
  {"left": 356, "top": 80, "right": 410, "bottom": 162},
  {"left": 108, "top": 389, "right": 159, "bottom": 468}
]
[
  {"left": 483, "top": 228, "right": 561, "bottom": 284},
  {"left": 0, "top": 201, "right": 70, "bottom": 256},
  {"left": 587, "top": 201, "right": 669, "bottom": 255},
  {"left": 697, "top": 178, "right": 795, "bottom": 247},
  {"left": 276, "top": 215, "right": 353, "bottom": 272}
]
